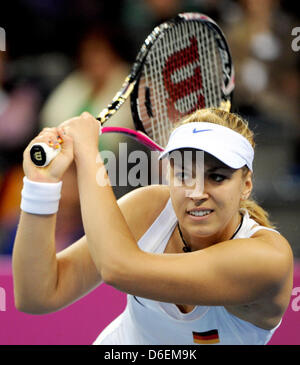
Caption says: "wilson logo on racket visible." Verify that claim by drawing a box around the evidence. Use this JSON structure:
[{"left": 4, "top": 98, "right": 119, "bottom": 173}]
[
  {"left": 33, "top": 151, "right": 43, "bottom": 161},
  {"left": 163, "top": 36, "right": 205, "bottom": 122}
]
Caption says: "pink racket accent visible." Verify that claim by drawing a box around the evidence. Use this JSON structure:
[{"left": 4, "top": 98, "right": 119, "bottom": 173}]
[{"left": 101, "top": 126, "right": 164, "bottom": 151}]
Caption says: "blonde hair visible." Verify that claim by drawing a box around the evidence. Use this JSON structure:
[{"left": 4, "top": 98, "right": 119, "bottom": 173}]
[{"left": 175, "top": 108, "right": 275, "bottom": 229}]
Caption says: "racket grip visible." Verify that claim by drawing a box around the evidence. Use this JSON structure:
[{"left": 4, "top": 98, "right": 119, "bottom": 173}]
[{"left": 30, "top": 142, "right": 61, "bottom": 167}]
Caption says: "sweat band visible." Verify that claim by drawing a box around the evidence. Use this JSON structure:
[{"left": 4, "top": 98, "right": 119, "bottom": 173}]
[{"left": 21, "top": 177, "right": 63, "bottom": 215}]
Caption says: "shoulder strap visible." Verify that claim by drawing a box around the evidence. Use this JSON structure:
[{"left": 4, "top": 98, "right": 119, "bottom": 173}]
[
  {"left": 236, "top": 209, "right": 280, "bottom": 238},
  {"left": 249, "top": 225, "right": 280, "bottom": 236},
  {"left": 137, "top": 198, "right": 177, "bottom": 253}
]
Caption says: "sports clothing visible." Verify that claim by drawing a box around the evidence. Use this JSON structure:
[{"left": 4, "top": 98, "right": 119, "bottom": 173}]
[
  {"left": 159, "top": 122, "right": 254, "bottom": 171},
  {"left": 93, "top": 199, "right": 281, "bottom": 345}
]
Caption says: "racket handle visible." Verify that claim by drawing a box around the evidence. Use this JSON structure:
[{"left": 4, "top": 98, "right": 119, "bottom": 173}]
[{"left": 30, "top": 142, "right": 61, "bottom": 167}]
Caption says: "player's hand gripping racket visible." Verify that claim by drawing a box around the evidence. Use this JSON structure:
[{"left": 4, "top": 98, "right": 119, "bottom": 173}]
[{"left": 30, "top": 12, "right": 234, "bottom": 167}]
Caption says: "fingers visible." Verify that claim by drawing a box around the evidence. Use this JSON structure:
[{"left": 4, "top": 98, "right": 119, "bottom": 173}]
[
  {"left": 81, "top": 111, "right": 92, "bottom": 119},
  {"left": 34, "top": 127, "right": 65, "bottom": 150},
  {"left": 34, "top": 112, "right": 99, "bottom": 158},
  {"left": 60, "top": 112, "right": 97, "bottom": 126},
  {"left": 80, "top": 112, "right": 102, "bottom": 134}
]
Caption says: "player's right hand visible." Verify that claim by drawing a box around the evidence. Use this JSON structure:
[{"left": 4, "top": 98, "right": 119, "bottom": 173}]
[{"left": 23, "top": 127, "right": 74, "bottom": 183}]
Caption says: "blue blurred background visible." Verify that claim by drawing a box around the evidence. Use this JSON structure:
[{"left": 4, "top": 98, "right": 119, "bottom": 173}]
[{"left": 0, "top": 0, "right": 299, "bottom": 257}]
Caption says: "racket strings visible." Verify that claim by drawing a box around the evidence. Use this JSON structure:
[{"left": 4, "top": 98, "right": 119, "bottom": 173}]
[{"left": 138, "top": 21, "right": 224, "bottom": 147}]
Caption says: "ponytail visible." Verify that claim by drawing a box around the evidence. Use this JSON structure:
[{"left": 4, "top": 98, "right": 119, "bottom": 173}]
[{"left": 240, "top": 198, "right": 276, "bottom": 229}]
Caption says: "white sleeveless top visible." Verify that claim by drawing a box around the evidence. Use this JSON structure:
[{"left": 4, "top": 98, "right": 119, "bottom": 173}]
[{"left": 94, "top": 199, "right": 282, "bottom": 345}]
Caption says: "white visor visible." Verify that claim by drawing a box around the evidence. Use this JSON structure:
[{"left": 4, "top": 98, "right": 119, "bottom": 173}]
[{"left": 159, "top": 122, "right": 254, "bottom": 171}]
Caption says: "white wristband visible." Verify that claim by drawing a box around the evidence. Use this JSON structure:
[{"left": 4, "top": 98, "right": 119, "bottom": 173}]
[{"left": 21, "top": 177, "right": 63, "bottom": 215}]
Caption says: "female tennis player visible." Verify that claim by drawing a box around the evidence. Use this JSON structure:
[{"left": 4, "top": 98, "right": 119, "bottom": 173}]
[{"left": 13, "top": 108, "right": 293, "bottom": 345}]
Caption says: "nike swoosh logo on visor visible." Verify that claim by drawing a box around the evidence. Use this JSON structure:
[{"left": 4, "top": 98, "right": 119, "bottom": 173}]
[{"left": 192, "top": 128, "right": 213, "bottom": 133}]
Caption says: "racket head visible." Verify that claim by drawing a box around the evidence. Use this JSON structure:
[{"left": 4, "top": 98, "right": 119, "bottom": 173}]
[{"left": 130, "top": 12, "right": 234, "bottom": 148}]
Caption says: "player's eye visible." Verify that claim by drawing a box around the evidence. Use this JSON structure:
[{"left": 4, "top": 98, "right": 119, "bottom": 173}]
[
  {"left": 175, "top": 171, "right": 192, "bottom": 181},
  {"left": 209, "top": 173, "right": 227, "bottom": 183}
]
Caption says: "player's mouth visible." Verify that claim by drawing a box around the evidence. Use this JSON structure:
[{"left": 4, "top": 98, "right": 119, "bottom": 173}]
[{"left": 187, "top": 208, "right": 214, "bottom": 220}]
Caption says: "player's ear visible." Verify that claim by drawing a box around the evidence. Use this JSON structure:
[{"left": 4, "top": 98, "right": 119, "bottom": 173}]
[{"left": 241, "top": 168, "right": 252, "bottom": 200}]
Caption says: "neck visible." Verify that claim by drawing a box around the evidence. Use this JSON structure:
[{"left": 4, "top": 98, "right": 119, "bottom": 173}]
[{"left": 178, "top": 212, "right": 243, "bottom": 252}]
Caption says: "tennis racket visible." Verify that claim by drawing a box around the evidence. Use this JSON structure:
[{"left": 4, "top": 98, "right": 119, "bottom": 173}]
[{"left": 30, "top": 12, "right": 234, "bottom": 167}]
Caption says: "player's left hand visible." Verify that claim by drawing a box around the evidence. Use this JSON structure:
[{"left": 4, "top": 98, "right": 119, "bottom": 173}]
[{"left": 59, "top": 112, "right": 101, "bottom": 160}]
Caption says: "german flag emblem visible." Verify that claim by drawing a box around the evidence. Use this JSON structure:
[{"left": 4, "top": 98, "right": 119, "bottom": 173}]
[{"left": 192, "top": 329, "right": 220, "bottom": 344}]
